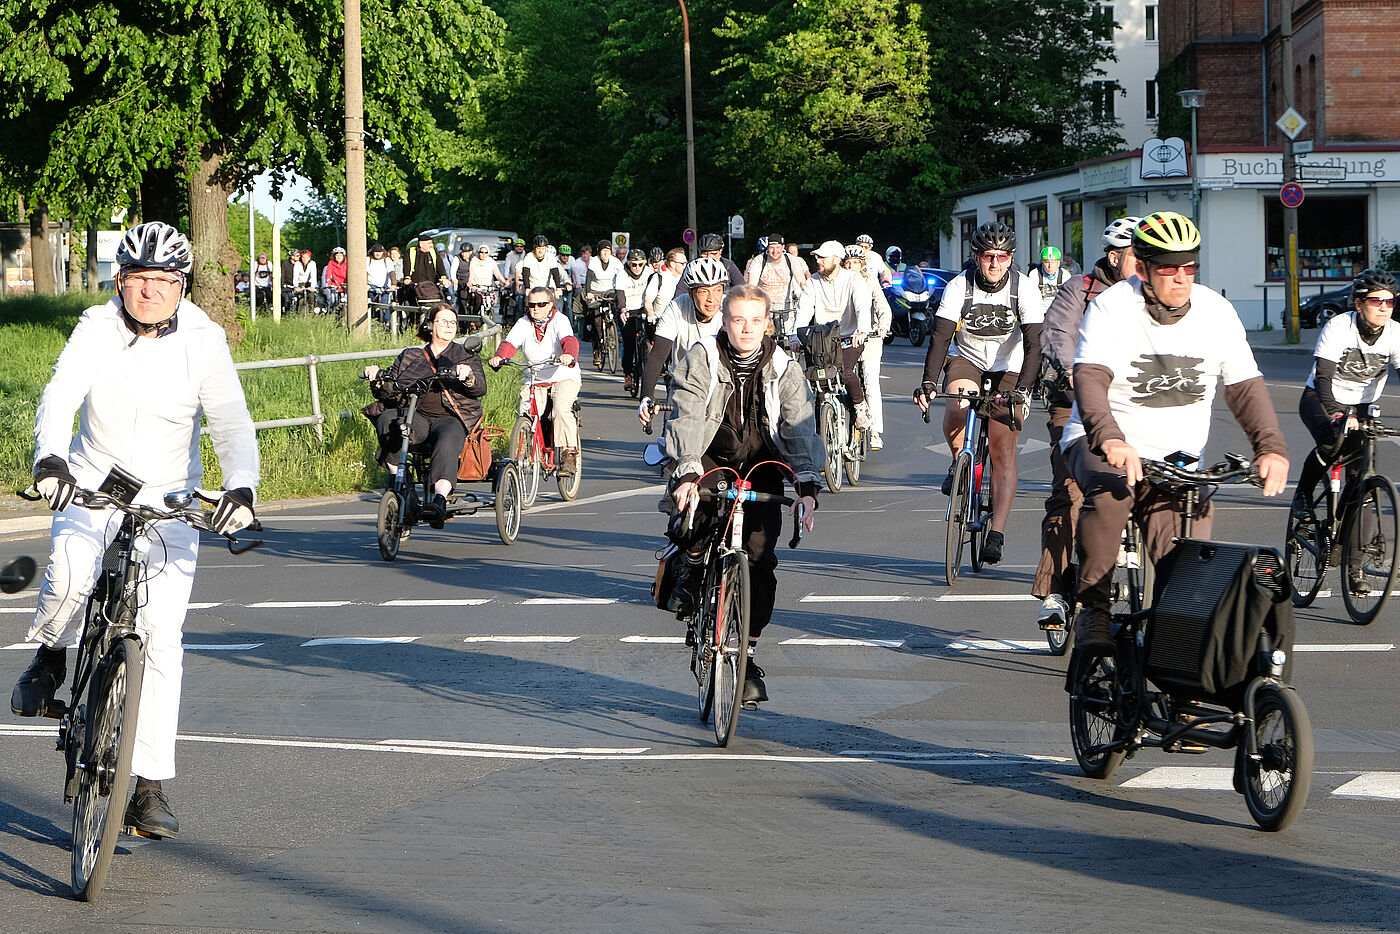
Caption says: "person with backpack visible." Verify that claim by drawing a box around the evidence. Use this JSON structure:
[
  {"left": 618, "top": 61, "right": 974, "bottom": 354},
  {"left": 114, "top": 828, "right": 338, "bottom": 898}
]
[
  {"left": 1029, "top": 246, "right": 1072, "bottom": 304},
  {"left": 914, "top": 221, "right": 1045, "bottom": 566},
  {"left": 745, "top": 233, "right": 803, "bottom": 339},
  {"left": 1031, "top": 217, "right": 1139, "bottom": 632}
]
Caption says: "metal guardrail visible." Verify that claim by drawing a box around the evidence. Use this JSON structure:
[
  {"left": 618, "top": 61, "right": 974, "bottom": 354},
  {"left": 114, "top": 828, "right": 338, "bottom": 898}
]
[{"left": 203, "top": 322, "right": 503, "bottom": 442}]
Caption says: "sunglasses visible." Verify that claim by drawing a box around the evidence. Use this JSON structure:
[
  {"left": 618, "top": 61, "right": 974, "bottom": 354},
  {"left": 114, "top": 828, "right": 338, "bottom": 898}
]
[
  {"left": 527, "top": 300, "right": 552, "bottom": 308},
  {"left": 978, "top": 251, "right": 1012, "bottom": 263},
  {"left": 1363, "top": 297, "right": 1396, "bottom": 308},
  {"left": 1150, "top": 262, "right": 1200, "bottom": 277}
]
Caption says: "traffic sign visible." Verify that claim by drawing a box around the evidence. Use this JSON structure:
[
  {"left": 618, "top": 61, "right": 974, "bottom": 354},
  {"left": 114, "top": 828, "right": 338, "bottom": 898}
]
[
  {"left": 1275, "top": 107, "right": 1307, "bottom": 141},
  {"left": 1197, "top": 176, "right": 1236, "bottom": 190},
  {"left": 728, "top": 214, "right": 745, "bottom": 238},
  {"left": 682, "top": 227, "right": 696, "bottom": 245},
  {"left": 612, "top": 231, "right": 630, "bottom": 251},
  {"left": 1297, "top": 164, "right": 1346, "bottom": 181},
  {"left": 1293, "top": 139, "right": 1315, "bottom": 154},
  {"left": 1280, "top": 182, "right": 1305, "bottom": 208}
]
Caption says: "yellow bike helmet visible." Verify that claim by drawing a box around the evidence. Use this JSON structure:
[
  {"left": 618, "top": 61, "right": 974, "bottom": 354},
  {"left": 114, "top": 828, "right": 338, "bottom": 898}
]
[{"left": 1132, "top": 212, "right": 1201, "bottom": 264}]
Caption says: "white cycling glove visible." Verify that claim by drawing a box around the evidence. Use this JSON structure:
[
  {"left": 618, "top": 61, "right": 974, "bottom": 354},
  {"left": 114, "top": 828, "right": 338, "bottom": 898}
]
[{"left": 213, "top": 487, "right": 256, "bottom": 535}]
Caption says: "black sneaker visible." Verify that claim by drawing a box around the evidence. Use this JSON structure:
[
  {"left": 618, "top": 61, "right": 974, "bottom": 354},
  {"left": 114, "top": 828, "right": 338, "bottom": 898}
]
[
  {"left": 980, "top": 530, "right": 1005, "bottom": 565},
  {"left": 11, "top": 646, "right": 66, "bottom": 717},
  {"left": 742, "top": 660, "right": 767, "bottom": 705},
  {"left": 1290, "top": 496, "right": 1312, "bottom": 521},
  {"left": 1072, "top": 604, "right": 1114, "bottom": 653},
  {"left": 422, "top": 494, "right": 447, "bottom": 530},
  {"left": 941, "top": 472, "right": 954, "bottom": 496},
  {"left": 124, "top": 780, "right": 179, "bottom": 838}
]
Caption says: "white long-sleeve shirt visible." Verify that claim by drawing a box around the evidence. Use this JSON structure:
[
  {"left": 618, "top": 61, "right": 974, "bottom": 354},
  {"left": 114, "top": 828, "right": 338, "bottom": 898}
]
[
  {"left": 795, "top": 268, "right": 868, "bottom": 338},
  {"left": 34, "top": 298, "right": 260, "bottom": 506}
]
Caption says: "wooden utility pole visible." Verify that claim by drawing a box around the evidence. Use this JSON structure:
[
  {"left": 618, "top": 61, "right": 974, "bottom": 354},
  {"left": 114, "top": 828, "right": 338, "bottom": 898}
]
[{"left": 344, "top": 0, "right": 369, "bottom": 337}]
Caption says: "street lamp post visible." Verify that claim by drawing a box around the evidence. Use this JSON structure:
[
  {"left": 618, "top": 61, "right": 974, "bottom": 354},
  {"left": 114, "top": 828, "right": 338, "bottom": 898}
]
[
  {"left": 679, "top": 0, "right": 697, "bottom": 258},
  {"left": 1177, "top": 88, "right": 1208, "bottom": 229}
]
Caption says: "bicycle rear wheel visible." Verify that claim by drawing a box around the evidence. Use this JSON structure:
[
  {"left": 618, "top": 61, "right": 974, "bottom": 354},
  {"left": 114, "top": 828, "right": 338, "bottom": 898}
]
[
  {"left": 495, "top": 464, "right": 522, "bottom": 545},
  {"left": 711, "top": 554, "right": 751, "bottom": 747},
  {"left": 1068, "top": 651, "right": 1128, "bottom": 780},
  {"left": 376, "top": 489, "right": 404, "bottom": 561},
  {"left": 819, "top": 401, "right": 843, "bottom": 493},
  {"left": 71, "top": 637, "right": 143, "bottom": 901},
  {"left": 1340, "top": 477, "right": 1400, "bottom": 625},
  {"left": 511, "top": 415, "right": 541, "bottom": 509},
  {"left": 1240, "top": 683, "right": 1313, "bottom": 831},
  {"left": 605, "top": 322, "right": 619, "bottom": 375},
  {"left": 694, "top": 563, "right": 718, "bottom": 723},
  {"left": 970, "top": 461, "right": 990, "bottom": 574},
  {"left": 1286, "top": 492, "right": 1327, "bottom": 607},
  {"left": 944, "top": 453, "right": 972, "bottom": 587},
  {"left": 557, "top": 447, "right": 582, "bottom": 501},
  {"left": 845, "top": 414, "right": 865, "bottom": 486}
]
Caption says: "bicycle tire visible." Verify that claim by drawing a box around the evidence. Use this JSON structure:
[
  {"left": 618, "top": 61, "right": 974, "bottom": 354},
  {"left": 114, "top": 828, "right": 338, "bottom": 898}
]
[
  {"left": 606, "top": 323, "right": 619, "bottom": 376},
  {"left": 1240, "top": 683, "right": 1313, "bottom": 832},
  {"left": 495, "top": 464, "right": 522, "bottom": 545},
  {"left": 1340, "top": 476, "right": 1400, "bottom": 625},
  {"left": 557, "top": 447, "right": 582, "bottom": 501},
  {"left": 511, "top": 415, "right": 541, "bottom": 509},
  {"left": 969, "top": 461, "right": 989, "bottom": 574},
  {"left": 820, "top": 402, "right": 843, "bottom": 493},
  {"left": 71, "top": 637, "right": 143, "bottom": 901},
  {"left": 1285, "top": 491, "right": 1327, "bottom": 607},
  {"left": 711, "top": 553, "right": 751, "bottom": 747},
  {"left": 1045, "top": 620, "right": 1073, "bottom": 655},
  {"left": 1068, "top": 651, "right": 1128, "bottom": 780},
  {"left": 695, "top": 563, "right": 718, "bottom": 723},
  {"left": 845, "top": 414, "right": 865, "bottom": 486},
  {"left": 945, "top": 452, "right": 972, "bottom": 587},
  {"left": 376, "top": 490, "right": 403, "bottom": 561}
]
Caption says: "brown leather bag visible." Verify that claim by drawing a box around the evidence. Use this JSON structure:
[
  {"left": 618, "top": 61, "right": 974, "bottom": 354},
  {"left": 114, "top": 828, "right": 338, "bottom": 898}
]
[{"left": 457, "top": 420, "right": 495, "bottom": 482}]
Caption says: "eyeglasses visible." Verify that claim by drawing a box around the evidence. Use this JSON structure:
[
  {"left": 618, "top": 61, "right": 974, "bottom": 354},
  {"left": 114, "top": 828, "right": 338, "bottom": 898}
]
[
  {"left": 527, "top": 300, "right": 552, "bottom": 308},
  {"left": 1150, "top": 262, "right": 1200, "bottom": 277},
  {"left": 978, "top": 251, "right": 1011, "bottom": 263},
  {"left": 122, "top": 272, "right": 183, "bottom": 292},
  {"left": 1363, "top": 297, "right": 1396, "bottom": 308}
]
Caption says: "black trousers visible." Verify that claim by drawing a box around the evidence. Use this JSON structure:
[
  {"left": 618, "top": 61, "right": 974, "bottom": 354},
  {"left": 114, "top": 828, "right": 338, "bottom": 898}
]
[{"left": 376, "top": 409, "right": 467, "bottom": 492}]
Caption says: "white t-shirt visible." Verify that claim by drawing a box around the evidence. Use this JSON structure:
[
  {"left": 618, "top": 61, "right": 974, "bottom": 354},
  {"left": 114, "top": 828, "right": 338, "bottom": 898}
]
[
  {"left": 936, "top": 270, "right": 1045, "bottom": 372},
  {"left": 655, "top": 294, "right": 723, "bottom": 370},
  {"left": 620, "top": 269, "right": 652, "bottom": 311},
  {"left": 502, "top": 312, "right": 581, "bottom": 385},
  {"left": 1060, "top": 279, "right": 1262, "bottom": 463},
  {"left": 1306, "top": 312, "right": 1400, "bottom": 406},
  {"left": 516, "top": 250, "right": 558, "bottom": 290},
  {"left": 862, "top": 249, "right": 891, "bottom": 281},
  {"left": 644, "top": 268, "right": 682, "bottom": 319},
  {"left": 1029, "top": 265, "right": 1072, "bottom": 303},
  {"left": 587, "top": 256, "right": 623, "bottom": 293}
]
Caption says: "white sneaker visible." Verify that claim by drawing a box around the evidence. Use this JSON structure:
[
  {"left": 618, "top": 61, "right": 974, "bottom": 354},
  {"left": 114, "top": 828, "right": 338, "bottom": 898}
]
[
  {"left": 869, "top": 431, "right": 883, "bottom": 451},
  {"left": 1037, "top": 593, "right": 1069, "bottom": 628},
  {"left": 854, "top": 402, "right": 872, "bottom": 431}
]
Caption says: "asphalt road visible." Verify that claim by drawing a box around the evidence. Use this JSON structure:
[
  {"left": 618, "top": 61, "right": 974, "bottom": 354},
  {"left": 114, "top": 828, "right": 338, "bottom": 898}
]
[{"left": 2, "top": 343, "right": 1398, "bottom": 933}]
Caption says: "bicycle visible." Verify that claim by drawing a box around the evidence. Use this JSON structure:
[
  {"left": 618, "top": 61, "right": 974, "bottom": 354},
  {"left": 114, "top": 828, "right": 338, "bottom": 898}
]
[
  {"left": 365, "top": 362, "right": 522, "bottom": 561},
  {"left": 20, "top": 473, "right": 261, "bottom": 900},
  {"left": 1043, "top": 493, "right": 1152, "bottom": 657},
  {"left": 1068, "top": 456, "right": 1312, "bottom": 831},
  {"left": 677, "top": 463, "right": 804, "bottom": 746},
  {"left": 502, "top": 357, "right": 584, "bottom": 507},
  {"left": 919, "top": 379, "right": 1025, "bottom": 586},
  {"left": 624, "top": 311, "right": 651, "bottom": 399},
  {"left": 1286, "top": 405, "right": 1400, "bottom": 624},
  {"left": 585, "top": 294, "right": 621, "bottom": 375},
  {"left": 799, "top": 334, "right": 867, "bottom": 493}
]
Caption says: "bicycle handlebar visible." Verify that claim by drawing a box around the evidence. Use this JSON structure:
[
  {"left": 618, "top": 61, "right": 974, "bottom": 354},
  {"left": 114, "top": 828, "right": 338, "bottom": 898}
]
[
  {"left": 691, "top": 485, "right": 804, "bottom": 549},
  {"left": 913, "top": 385, "right": 1027, "bottom": 428},
  {"left": 642, "top": 401, "right": 673, "bottom": 435},
  {"left": 18, "top": 487, "right": 264, "bottom": 554},
  {"left": 1140, "top": 454, "right": 1262, "bottom": 489}
]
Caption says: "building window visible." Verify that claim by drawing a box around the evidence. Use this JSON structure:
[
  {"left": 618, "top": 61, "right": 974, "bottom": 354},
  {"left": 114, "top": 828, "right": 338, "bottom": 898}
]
[
  {"left": 1095, "top": 4, "right": 1116, "bottom": 40},
  {"left": 995, "top": 208, "right": 1015, "bottom": 230},
  {"left": 959, "top": 216, "right": 977, "bottom": 265},
  {"left": 1145, "top": 79, "right": 1158, "bottom": 120},
  {"left": 1090, "top": 81, "right": 1117, "bottom": 122},
  {"left": 1062, "top": 200, "right": 1083, "bottom": 267},
  {"left": 1028, "top": 204, "right": 1049, "bottom": 254},
  {"left": 1264, "top": 195, "right": 1367, "bottom": 281},
  {"left": 1145, "top": 4, "right": 1157, "bottom": 42}
]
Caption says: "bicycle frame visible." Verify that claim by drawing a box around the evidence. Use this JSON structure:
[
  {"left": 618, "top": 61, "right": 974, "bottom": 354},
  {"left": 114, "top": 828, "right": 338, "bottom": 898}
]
[
  {"left": 945, "top": 384, "right": 995, "bottom": 534},
  {"left": 1312, "top": 411, "right": 1390, "bottom": 551}
]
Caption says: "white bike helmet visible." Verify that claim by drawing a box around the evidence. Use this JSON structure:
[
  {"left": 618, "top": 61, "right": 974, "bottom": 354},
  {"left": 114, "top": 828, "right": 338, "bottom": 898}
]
[
  {"left": 683, "top": 256, "right": 729, "bottom": 288},
  {"left": 1101, "top": 216, "right": 1141, "bottom": 250},
  {"left": 116, "top": 221, "right": 194, "bottom": 275}
]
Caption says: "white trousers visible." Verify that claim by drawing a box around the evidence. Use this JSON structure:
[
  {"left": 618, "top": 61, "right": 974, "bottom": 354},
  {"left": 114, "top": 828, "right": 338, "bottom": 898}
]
[
  {"left": 520, "top": 382, "right": 581, "bottom": 450},
  {"left": 28, "top": 504, "right": 199, "bottom": 781},
  {"left": 860, "top": 339, "right": 886, "bottom": 434}
]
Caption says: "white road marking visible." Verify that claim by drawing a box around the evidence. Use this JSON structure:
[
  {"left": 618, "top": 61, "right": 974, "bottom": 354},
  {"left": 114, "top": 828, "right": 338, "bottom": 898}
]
[
  {"left": 1332, "top": 773, "right": 1400, "bottom": 800},
  {"left": 301, "top": 636, "right": 420, "bottom": 646},
  {"left": 185, "top": 643, "right": 265, "bottom": 651},
  {"left": 464, "top": 635, "right": 579, "bottom": 643},
  {"left": 621, "top": 635, "right": 685, "bottom": 644},
  {"left": 387, "top": 739, "right": 647, "bottom": 755},
  {"left": 780, "top": 637, "right": 905, "bottom": 647},
  {"left": 521, "top": 597, "right": 617, "bottom": 605},
  {"left": 250, "top": 600, "right": 352, "bottom": 609},
  {"left": 1020, "top": 439, "right": 1050, "bottom": 455},
  {"left": 1120, "top": 767, "right": 1235, "bottom": 790},
  {"left": 946, "top": 639, "right": 1044, "bottom": 652},
  {"left": 800, "top": 594, "right": 912, "bottom": 603},
  {"left": 1293, "top": 643, "right": 1394, "bottom": 652},
  {"left": 187, "top": 602, "right": 224, "bottom": 610},
  {"left": 841, "top": 750, "right": 1069, "bottom": 764},
  {"left": 384, "top": 598, "right": 493, "bottom": 607},
  {"left": 0, "top": 608, "right": 32, "bottom": 614},
  {"left": 2, "top": 642, "right": 40, "bottom": 650},
  {"left": 937, "top": 594, "right": 1039, "bottom": 602}
]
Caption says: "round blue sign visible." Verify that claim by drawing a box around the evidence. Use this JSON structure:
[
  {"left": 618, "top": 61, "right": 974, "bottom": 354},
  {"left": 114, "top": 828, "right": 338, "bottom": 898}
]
[
  {"left": 1280, "top": 182, "right": 1305, "bottom": 208},
  {"left": 682, "top": 227, "right": 697, "bottom": 245}
]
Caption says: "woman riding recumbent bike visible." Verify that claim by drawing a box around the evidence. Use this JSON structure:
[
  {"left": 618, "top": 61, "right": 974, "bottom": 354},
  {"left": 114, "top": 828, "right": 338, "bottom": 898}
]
[{"left": 362, "top": 305, "right": 522, "bottom": 559}]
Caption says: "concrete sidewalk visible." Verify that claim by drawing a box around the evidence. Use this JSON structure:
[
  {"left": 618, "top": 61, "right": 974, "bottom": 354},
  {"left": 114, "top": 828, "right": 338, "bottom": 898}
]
[{"left": 1246, "top": 326, "right": 1314, "bottom": 356}]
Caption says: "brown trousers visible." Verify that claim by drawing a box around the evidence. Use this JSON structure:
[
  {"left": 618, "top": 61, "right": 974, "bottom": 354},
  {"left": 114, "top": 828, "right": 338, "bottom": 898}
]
[{"left": 1032, "top": 398, "right": 1082, "bottom": 598}]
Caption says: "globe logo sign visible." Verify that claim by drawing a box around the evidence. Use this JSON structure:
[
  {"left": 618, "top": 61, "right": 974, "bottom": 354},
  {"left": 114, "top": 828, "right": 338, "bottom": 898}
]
[{"left": 1140, "top": 136, "right": 1190, "bottom": 179}]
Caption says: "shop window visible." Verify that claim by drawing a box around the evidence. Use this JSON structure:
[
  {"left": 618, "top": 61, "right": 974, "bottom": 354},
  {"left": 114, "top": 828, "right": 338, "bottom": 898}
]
[
  {"left": 1062, "top": 200, "right": 1083, "bottom": 268},
  {"left": 959, "top": 216, "right": 977, "bottom": 265},
  {"left": 1028, "top": 204, "right": 1049, "bottom": 253},
  {"left": 1264, "top": 195, "right": 1367, "bottom": 281}
]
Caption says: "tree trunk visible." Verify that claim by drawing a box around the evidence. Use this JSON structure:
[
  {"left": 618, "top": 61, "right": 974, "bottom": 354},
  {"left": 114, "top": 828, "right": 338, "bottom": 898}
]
[
  {"left": 29, "top": 200, "right": 57, "bottom": 295},
  {"left": 185, "top": 148, "right": 243, "bottom": 344},
  {"left": 86, "top": 224, "right": 99, "bottom": 291}
]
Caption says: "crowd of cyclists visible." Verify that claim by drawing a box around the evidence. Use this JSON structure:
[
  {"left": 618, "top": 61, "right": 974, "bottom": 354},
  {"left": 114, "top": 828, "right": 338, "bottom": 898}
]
[{"left": 10, "top": 211, "right": 1400, "bottom": 837}]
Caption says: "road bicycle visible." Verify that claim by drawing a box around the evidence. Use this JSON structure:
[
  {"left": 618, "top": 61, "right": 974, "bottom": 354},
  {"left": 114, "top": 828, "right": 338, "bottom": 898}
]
[
  {"left": 919, "top": 379, "right": 1025, "bottom": 586},
  {"left": 678, "top": 462, "right": 803, "bottom": 746},
  {"left": 585, "top": 295, "right": 621, "bottom": 375},
  {"left": 1286, "top": 405, "right": 1400, "bottom": 624},
  {"left": 799, "top": 334, "right": 867, "bottom": 492},
  {"left": 21, "top": 472, "right": 261, "bottom": 900},
  {"left": 365, "top": 362, "right": 522, "bottom": 561},
  {"left": 502, "top": 357, "right": 583, "bottom": 508},
  {"left": 1068, "top": 456, "right": 1312, "bottom": 831}
]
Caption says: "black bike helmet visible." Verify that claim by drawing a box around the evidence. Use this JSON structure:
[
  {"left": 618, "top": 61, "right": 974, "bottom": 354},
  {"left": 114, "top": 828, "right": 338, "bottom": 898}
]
[
  {"left": 649, "top": 246, "right": 664, "bottom": 264},
  {"left": 969, "top": 222, "right": 1015, "bottom": 255},
  {"left": 532, "top": 234, "right": 549, "bottom": 248},
  {"left": 1353, "top": 268, "right": 1398, "bottom": 305},
  {"left": 699, "top": 232, "right": 725, "bottom": 253},
  {"left": 1131, "top": 211, "right": 1201, "bottom": 265}
]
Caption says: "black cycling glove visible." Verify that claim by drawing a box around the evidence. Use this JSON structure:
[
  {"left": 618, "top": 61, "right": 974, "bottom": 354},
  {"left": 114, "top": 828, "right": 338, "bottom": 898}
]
[
  {"left": 213, "top": 487, "right": 256, "bottom": 535},
  {"left": 34, "top": 455, "right": 77, "bottom": 512}
]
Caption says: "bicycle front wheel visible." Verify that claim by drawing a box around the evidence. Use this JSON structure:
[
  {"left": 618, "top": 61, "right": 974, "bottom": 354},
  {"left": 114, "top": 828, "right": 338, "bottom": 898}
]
[
  {"left": 511, "top": 415, "right": 541, "bottom": 510},
  {"left": 711, "top": 553, "right": 751, "bottom": 747},
  {"left": 945, "top": 452, "right": 972, "bottom": 587},
  {"left": 845, "top": 413, "right": 865, "bottom": 486},
  {"left": 1068, "top": 651, "right": 1128, "bottom": 780},
  {"left": 605, "top": 323, "right": 619, "bottom": 375},
  {"left": 1340, "top": 477, "right": 1400, "bottom": 625},
  {"left": 1240, "top": 683, "right": 1313, "bottom": 831},
  {"left": 1286, "top": 492, "right": 1327, "bottom": 607},
  {"left": 71, "top": 637, "right": 143, "bottom": 901},
  {"left": 376, "top": 489, "right": 404, "bottom": 561},
  {"left": 557, "top": 447, "right": 582, "bottom": 501},
  {"left": 819, "top": 402, "right": 843, "bottom": 493},
  {"left": 495, "top": 463, "right": 522, "bottom": 545}
]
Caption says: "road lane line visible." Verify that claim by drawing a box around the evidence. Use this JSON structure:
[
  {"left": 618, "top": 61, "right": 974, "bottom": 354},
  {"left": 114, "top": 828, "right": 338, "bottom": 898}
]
[
  {"left": 800, "top": 595, "right": 912, "bottom": 603},
  {"left": 2, "top": 642, "right": 40, "bottom": 650},
  {"left": 386, "top": 739, "right": 647, "bottom": 754},
  {"left": 946, "top": 639, "right": 1044, "bottom": 652},
  {"left": 937, "top": 594, "right": 1039, "bottom": 602},
  {"left": 779, "top": 638, "right": 905, "bottom": 647},
  {"left": 521, "top": 597, "right": 617, "bottom": 606},
  {"left": 463, "top": 635, "right": 579, "bottom": 643},
  {"left": 1120, "top": 767, "right": 1234, "bottom": 790},
  {"left": 1332, "top": 773, "right": 1400, "bottom": 800},
  {"left": 621, "top": 635, "right": 686, "bottom": 643},
  {"left": 185, "top": 643, "right": 265, "bottom": 651},
  {"left": 301, "top": 636, "right": 420, "bottom": 646},
  {"left": 1293, "top": 643, "right": 1394, "bottom": 652},
  {"left": 188, "top": 602, "right": 224, "bottom": 610},
  {"left": 0, "top": 608, "right": 33, "bottom": 614},
  {"left": 384, "top": 598, "right": 493, "bottom": 607},
  {"left": 250, "top": 600, "right": 352, "bottom": 608}
]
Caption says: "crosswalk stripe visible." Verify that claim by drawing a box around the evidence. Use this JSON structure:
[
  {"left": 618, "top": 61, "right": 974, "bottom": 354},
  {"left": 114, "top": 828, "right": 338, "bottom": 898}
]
[
  {"left": 301, "top": 636, "right": 419, "bottom": 646},
  {"left": 463, "top": 635, "right": 578, "bottom": 643},
  {"left": 800, "top": 595, "right": 912, "bottom": 603},
  {"left": 250, "top": 600, "right": 352, "bottom": 608},
  {"left": 1294, "top": 643, "right": 1394, "bottom": 652},
  {"left": 1120, "top": 767, "right": 1234, "bottom": 790},
  {"left": 185, "top": 643, "right": 264, "bottom": 651},
  {"left": 2, "top": 642, "right": 39, "bottom": 650},
  {"left": 946, "top": 639, "right": 1044, "bottom": 652},
  {"left": 384, "top": 598, "right": 493, "bottom": 607},
  {"left": 621, "top": 635, "right": 685, "bottom": 644},
  {"left": 521, "top": 597, "right": 617, "bottom": 606},
  {"left": 0, "top": 608, "right": 32, "bottom": 614},
  {"left": 1332, "top": 773, "right": 1400, "bottom": 800},
  {"left": 937, "top": 594, "right": 1039, "bottom": 602},
  {"left": 779, "top": 637, "right": 905, "bottom": 647}
]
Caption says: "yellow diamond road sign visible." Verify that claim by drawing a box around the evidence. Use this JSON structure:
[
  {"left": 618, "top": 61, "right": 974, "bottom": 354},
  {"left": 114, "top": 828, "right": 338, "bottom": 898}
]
[{"left": 1276, "top": 107, "right": 1307, "bottom": 141}]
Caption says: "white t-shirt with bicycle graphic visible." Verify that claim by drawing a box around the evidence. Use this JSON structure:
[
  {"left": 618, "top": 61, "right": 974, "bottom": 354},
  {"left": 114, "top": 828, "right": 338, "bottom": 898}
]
[
  {"left": 1305, "top": 311, "right": 1400, "bottom": 406},
  {"left": 935, "top": 270, "right": 1045, "bottom": 373},
  {"left": 1060, "top": 277, "right": 1261, "bottom": 463}
]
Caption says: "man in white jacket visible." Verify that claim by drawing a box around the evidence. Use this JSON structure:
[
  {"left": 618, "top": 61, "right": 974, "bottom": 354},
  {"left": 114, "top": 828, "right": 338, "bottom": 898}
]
[{"left": 12, "top": 222, "right": 260, "bottom": 840}]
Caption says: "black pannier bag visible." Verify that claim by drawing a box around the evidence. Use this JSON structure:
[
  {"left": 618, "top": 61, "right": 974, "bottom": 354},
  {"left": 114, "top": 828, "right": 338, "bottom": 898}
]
[
  {"left": 797, "top": 321, "right": 841, "bottom": 369},
  {"left": 1147, "top": 539, "right": 1296, "bottom": 705}
]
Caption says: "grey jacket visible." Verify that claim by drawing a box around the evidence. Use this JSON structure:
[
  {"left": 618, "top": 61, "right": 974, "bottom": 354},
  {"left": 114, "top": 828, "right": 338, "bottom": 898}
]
[
  {"left": 665, "top": 337, "right": 824, "bottom": 487},
  {"left": 1041, "top": 257, "right": 1118, "bottom": 375}
]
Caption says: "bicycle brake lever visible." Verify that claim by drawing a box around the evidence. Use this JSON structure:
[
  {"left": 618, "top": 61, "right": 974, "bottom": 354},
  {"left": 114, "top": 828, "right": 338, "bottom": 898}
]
[{"left": 789, "top": 504, "right": 804, "bottom": 549}]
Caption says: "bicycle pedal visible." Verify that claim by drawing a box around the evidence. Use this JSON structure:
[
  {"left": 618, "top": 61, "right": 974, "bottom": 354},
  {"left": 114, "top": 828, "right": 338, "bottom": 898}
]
[
  {"left": 123, "top": 825, "right": 165, "bottom": 840},
  {"left": 42, "top": 698, "right": 68, "bottom": 718},
  {"left": 741, "top": 700, "right": 760, "bottom": 711},
  {"left": 1164, "top": 741, "right": 1211, "bottom": 755}
]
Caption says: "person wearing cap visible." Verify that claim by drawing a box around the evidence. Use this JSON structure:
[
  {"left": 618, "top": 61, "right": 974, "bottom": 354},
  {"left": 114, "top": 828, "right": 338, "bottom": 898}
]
[
  {"left": 794, "top": 240, "right": 872, "bottom": 429},
  {"left": 466, "top": 242, "right": 511, "bottom": 321},
  {"left": 744, "top": 233, "right": 803, "bottom": 336},
  {"left": 251, "top": 251, "right": 274, "bottom": 308},
  {"left": 321, "top": 246, "right": 349, "bottom": 312},
  {"left": 517, "top": 236, "right": 563, "bottom": 302},
  {"left": 854, "top": 234, "right": 893, "bottom": 288},
  {"left": 409, "top": 234, "right": 449, "bottom": 305},
  {"left": 698, "top": 232, "right": 745, "bottom": 291},
  {"left": 584, "top": 240, "right": 628, "bottom": 364},
  {"left": 1029, "top": 246, "right": 1071, "bottom": 303},
  {"left": 367, "top": 243, "right": 396, "bottom": 320}
]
